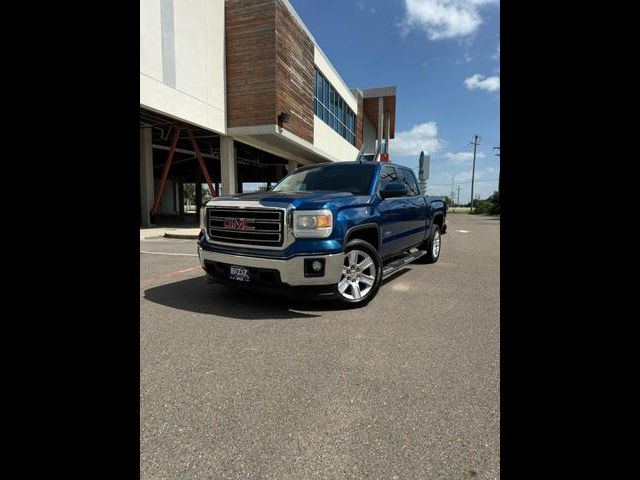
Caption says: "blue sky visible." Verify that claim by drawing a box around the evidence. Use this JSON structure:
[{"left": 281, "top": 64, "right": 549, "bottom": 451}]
[{"left": 290, "top": 0, "right": 500, "bottom": 202}]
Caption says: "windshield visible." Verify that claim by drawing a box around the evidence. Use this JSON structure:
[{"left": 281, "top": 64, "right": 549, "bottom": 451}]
[{"left": 272, "top": 164, "right": 376, "bottom": 195}]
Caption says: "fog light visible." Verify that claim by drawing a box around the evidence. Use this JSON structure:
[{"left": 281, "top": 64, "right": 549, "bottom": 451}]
[{"left": 304, "top": 258, "right": 325, "bottom": 277}]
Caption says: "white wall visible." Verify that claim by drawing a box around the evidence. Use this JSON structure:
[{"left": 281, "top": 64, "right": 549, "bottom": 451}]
[
  {"left": 313, "top": 117, "right": 359, "bottom": 162},
  {"left": 140, "top": 0, "right": 226, "bottom": 134},
  {"left": 362, "top": 116, "right": 377, "bottom": 153},
  {"left": 155, "top": 179, "right": 177, "bottom": 214}
]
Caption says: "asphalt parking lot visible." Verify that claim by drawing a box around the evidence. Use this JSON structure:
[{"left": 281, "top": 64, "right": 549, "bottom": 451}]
[{"left": 140, "top": 214, "right": 500, "bottom": 479}]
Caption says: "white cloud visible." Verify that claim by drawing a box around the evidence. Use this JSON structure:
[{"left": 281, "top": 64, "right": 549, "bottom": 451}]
[
  {"left": 392, "top": 122, "right": 445, "bottom": 157},
  {"left": 464, "top": 73, "right": 500, "bottom": 92},
  {"left": 356, "top": 1, "right": 376, "bottom": 14},
  {"left": 455, "top": 52, "right": 472, "bottom": 64},
  {"left": 402, "top": 0, "right": 499, "bottom": 40},
  {"left": 492, "top": 43, "right": 500, "bottom": 61},
  {"left": 443, "top": 151, "right": 486, "bottom": 164},
  {"left": 455, "top": 166, "right": 496, "bottom": 182},
  {"left": 426, "top": 166, "right": 498, "bottom": 201}
]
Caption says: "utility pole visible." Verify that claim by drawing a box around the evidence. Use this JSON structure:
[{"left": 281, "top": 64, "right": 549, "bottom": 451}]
[
  {"left": 493, "top": 146, "right": 500, "bottom": 196},
  {"left": 456, "top": 184, "right": 461, "bottom": 208},
  {"left": 450, "top": 175, "right": 456, "bottom": 207},
  {"left": 470, "top": 135, "right": 480, "bottom": 212}
]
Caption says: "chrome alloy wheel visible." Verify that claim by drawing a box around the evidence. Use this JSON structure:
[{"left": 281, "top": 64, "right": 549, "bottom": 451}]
[
  {"left": 432, "top": 229, "right": 441, "bottom": 258},
  {"left": 338, "top": 250, "right": 376, "bottom": 301}
]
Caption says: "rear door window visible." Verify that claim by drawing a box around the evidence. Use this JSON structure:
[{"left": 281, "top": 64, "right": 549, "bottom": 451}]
[{"left": 400, "top": 168, "right": 421, "bottom": 196}]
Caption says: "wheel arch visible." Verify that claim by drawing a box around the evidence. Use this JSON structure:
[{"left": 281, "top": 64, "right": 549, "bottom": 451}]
[{"left": 344, "top": 223, "right": 381, "bottom": 251}]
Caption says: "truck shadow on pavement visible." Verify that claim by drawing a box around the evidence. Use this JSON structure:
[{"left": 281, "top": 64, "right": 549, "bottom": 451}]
[{"left": 143, "top": 269, "right": 411, "bottom": 320}]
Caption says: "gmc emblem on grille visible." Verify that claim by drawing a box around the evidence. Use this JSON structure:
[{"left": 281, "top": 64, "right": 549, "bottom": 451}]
[{"left": 223, "top": 217, "right": 255, "bottom": 231}]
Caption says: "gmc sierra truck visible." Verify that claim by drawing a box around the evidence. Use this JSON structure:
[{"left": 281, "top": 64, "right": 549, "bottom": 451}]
[{"left": 197, "top": 160, "right": 447, "bottom": 307}]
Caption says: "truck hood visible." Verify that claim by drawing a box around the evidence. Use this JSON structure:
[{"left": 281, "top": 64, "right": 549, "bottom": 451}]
[{"left": 206, "top": 191, "right": 371, "bottom": 210}]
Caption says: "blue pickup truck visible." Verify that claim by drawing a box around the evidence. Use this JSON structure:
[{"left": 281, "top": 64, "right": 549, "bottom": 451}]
[{"left": 197, "top": 161, "right": 447, "bottom": 307}]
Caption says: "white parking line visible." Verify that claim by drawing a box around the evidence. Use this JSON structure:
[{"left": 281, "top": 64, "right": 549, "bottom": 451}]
[
  {"left": 140, "top": 251, "right": 198, "bottom": 257},
  {"left": 456, "top": 230, "right": 470, "bottom": 233}
]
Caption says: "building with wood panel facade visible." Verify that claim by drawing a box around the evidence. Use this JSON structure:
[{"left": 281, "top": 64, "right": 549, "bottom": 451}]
[{"left": 140, "top": 0, "right": 396, "bottom": 226}]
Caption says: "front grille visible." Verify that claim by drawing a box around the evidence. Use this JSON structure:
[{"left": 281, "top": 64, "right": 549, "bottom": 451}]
[{"left": 207, "top": 207, "right": 284, "bottom": 247}]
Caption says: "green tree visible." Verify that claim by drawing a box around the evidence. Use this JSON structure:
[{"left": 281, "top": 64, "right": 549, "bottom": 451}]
[
  {"left": 183, "top": 183, "right": 196, "bottom": 210},
  {"left": 471, "top": 191, "right": 500, "bottom": 215}
]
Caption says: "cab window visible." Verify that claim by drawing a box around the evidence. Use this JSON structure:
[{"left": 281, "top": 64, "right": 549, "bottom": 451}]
[{"left": 378, "top": 166, "right": 399, "bottom": 193}]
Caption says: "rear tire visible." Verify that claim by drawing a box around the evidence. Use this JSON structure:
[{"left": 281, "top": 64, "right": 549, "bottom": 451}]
[
  {"left": 419, "top": 224, "right": 442, "bottom": 264},
  {"left": 334, "top": 239, "right": 382, "bottom": 308}
]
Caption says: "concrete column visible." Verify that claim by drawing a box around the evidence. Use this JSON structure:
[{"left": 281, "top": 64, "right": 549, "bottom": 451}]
[
  {"left": 140, "top": 128, "right": 154, "bottom": 227},
  {"left": 377, "top": 97, "right": 383, "bottom": 154},
  {"left": 195, "top": 181, "right": 202, "bottom": 212},
  {"left": 385, "top": 111, "right": 391, "bottom": 155},
  {"left": 178, "top": 181, "right": 184, "bottom": 214},
  {"left": 275, "top": 165, "right": 284, "bottom": 182},
  {"left": 220, "top": 136, "right": 237, "bottom": 196},
  {"left": 287, "top": 159, "right": 298, "bottom": 173}
]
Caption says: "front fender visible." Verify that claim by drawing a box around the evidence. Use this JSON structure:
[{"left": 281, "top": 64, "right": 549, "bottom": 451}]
[{"left": 334, "top": 205, "right": 381, "bottom": 248}]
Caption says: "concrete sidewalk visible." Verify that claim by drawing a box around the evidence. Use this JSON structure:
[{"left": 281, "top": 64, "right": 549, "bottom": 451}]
[{"left": 140, "top": 227, "right": 201, "bottom": 240}]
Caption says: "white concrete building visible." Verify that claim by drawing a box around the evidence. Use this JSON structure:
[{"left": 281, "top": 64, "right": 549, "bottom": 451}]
[{"left": 140, "top": 0, "right": 396, "bottom": 226}]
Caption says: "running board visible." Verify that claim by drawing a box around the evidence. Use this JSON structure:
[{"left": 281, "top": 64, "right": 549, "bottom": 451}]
[{"left": 382, "top": 250, "right": 427, "bottom": 279}]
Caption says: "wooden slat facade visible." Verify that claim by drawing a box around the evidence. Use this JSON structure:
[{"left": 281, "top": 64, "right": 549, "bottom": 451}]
[
  {"left": 274, "top": 0, "right": 314, "bottom": 143},
  {"left": 363, "top": 96, "right": 396, "bottom": 139},
  {"left": 225, "top": 0, "right": 277, "bottom": 129},
  {"left": 225, "top": 0, "right": 314, "bottom": 143}
]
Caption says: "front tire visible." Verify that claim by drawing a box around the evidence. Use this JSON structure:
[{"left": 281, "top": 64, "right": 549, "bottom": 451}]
[{"left": 334, "top": 239, "right": 382, "bottom": 307}]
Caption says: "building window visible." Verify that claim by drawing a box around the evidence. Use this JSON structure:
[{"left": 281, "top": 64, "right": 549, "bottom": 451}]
[{"left": 313, "top": 67, "right": 357, "bottom": 146}]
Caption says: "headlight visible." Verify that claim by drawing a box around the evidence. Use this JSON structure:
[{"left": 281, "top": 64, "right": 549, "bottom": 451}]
[
  {"left": 292, "top": 209, "right": 333, "bottom": 238},
  {"left": 199, "top": 206, "right": 207, "bottom": 230}
]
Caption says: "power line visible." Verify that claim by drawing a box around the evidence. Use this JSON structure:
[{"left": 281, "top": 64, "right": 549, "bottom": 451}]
[
  {"left": 410, "top": 144, "right": 475, "bottom": 177},
  {"left": 435, "top": 143, "right": 475, "bottom": 162},
  {"left": 428, "top": 178, "right": 499, "bottom": 187},
  {"left": 410, "top": 144, "right": 474, "bottom": 171}
]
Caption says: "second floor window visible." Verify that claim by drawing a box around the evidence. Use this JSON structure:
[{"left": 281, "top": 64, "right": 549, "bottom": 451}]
[{"left": 314, "top": 67, "right": 357, "bottom": 146}]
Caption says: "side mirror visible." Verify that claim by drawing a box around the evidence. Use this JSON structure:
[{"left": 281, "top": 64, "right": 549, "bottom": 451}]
[{"left": 380, "top": 182, "right": 408, "bottom": 199}]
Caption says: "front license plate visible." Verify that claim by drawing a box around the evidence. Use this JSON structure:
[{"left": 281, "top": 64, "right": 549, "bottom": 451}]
[{"left": 229, "top": 265, "right": 250, "bottom": 282}]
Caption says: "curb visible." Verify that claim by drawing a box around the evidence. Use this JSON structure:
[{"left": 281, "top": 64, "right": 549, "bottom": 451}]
[
  {"left": 164, "top": 232, "right": 199, "bottom": 239},
  {"left": 140, "top": 235, "right": 165, "bottom": 240}
]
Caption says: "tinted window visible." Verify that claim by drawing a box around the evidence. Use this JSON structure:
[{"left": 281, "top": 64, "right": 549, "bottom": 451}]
[
  {"left": 400, "top": 168, "right": 420, "bottom": 196},
  {"left": 313, "top": 67, "right": 357, "bottom": 146},
  {"left": 378, "top": 166, "right": 399, "bottom": 192},
  {"left": 272, "top": 164, "right": 376, "bottom": 195}
]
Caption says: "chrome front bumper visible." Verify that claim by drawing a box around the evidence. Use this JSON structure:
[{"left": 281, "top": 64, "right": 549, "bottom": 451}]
[{"left": 197, "top": 247, "right": 344, "bottom": 286}]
